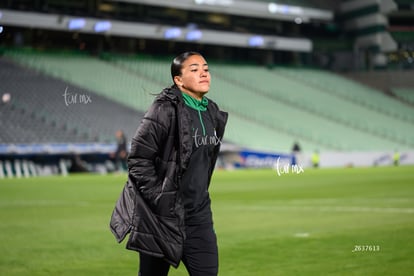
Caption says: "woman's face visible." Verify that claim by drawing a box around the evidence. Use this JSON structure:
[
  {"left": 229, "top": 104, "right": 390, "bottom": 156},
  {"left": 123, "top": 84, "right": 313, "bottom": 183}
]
[{"left": 174, "top": 55, "right": 210, "bottom": 97}]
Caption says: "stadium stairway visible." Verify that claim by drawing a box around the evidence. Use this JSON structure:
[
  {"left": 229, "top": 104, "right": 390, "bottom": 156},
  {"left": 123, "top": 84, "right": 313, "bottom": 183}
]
[
  {"left": 4, "top": 49, "right": 158, "bottom": 111},
  {"left": 105, "top": 54, "right": 332, "bottom": 151},
  {"left": 278, "top": 67, "right": 414, "bottom": 123},
  {"left": 0, "top": 57, "right": 144, "bottom": 144},
  {"left": 3, "top": 49, "right": 413, "bottom": 152},
  {"left": 212, "top": 63, "right": 414, "bottom": 150}
]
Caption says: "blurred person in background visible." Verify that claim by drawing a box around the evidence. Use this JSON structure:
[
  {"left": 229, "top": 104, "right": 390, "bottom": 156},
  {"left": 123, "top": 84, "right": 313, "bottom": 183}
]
[
  {"left": 111, "top": 130, "right": 127, "bottom": 172},
  {"left": 291, "top": 141, "right": 302, "bottom": 166},
  {"left": 311, "top": 150, "right": 320, "bottom": 168},
  {"left": 110, "top": 52, "right": 228, "bottom": 276},
  {"left": 393, "top": 150, "right": 400, "bottom": 166}
]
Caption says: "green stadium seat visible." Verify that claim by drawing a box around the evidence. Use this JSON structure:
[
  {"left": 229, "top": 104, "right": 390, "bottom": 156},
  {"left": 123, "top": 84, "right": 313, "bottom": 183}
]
[{"left": 4, "top": 49, "right": 413, "bottom": 151}]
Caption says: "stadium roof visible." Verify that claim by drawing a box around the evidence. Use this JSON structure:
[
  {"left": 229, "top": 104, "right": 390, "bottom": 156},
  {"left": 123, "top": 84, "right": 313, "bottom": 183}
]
[{"left": 107, "top": 0, "right": 333, "bottom": 22}]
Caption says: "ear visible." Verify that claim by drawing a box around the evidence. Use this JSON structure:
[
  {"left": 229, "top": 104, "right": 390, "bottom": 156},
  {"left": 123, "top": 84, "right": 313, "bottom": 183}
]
[{"left": 174, "top": 75, "right": 183, "bottom": 87}]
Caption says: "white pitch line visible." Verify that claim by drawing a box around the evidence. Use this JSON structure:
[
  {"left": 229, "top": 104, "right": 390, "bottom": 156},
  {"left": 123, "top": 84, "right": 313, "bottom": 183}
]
[
  {"left": 294, "top": 232, "right": 310, "bottom": 238},
  {"left": 231, "top": 205, "right": 414, "bottom": 214},
  {"left": 0, "top": 200, "right": 90, "bottom": 207}
]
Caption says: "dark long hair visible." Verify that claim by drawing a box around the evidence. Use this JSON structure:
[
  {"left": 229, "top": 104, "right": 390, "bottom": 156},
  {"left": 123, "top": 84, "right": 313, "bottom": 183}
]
[{"left": 171, "top": 51, "right": 203, "bottom": 87}]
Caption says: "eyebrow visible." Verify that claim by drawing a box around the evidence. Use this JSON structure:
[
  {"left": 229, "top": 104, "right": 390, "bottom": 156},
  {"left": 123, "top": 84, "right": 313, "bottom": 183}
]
[{"left": 189, "top": 63, "right": 208, "bottom": 67}]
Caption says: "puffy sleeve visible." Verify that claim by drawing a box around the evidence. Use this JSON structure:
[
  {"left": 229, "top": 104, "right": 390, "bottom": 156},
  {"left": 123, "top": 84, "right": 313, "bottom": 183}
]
[{"left": 127, "top": 100, "right": 174, "bottom": 199}]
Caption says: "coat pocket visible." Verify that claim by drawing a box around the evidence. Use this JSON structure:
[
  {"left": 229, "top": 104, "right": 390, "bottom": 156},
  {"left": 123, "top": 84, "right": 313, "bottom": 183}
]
[
  {"left": 126, "top": 189, "right": 183, "bottom": 268},
  {"left": 153, "top": 191, "right": 177, "bottom": 218}
]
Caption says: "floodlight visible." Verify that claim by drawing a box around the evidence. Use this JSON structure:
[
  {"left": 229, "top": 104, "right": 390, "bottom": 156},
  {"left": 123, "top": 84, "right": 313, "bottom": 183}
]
[
  {"left": 94, "top": 21, "right": 112, "bottom": 32},
  {"left": 164, "top": 27, "right": 181, "bottom": 39},
  {"left": 68, "top": 18, "right": 86, "bottom": 30},
  {"left": 248, "top": 36, "right": 264, "bottom": 47}
]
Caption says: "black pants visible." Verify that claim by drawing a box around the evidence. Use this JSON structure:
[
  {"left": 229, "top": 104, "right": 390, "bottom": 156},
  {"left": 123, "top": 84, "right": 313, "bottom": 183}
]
[{"left": 138, "top": 223, "right": 218, "bottom": 276}]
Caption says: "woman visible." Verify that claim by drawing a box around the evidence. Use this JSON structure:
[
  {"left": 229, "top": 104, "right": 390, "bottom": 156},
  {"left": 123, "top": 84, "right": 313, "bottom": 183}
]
[{"left": 110, "top": 52, "right": 228, "bottom": 276}]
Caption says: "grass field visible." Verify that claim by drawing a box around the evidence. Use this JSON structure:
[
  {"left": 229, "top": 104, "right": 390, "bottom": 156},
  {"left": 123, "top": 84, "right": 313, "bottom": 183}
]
[{"left": 1, "top": 166, "right": 414, "bottom": 275}]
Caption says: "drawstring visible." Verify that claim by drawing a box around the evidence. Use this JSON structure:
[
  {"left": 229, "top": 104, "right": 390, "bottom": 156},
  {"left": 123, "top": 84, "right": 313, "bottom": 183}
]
[{"left": 197, "top": 109, "right": 206, "bottom": 136}]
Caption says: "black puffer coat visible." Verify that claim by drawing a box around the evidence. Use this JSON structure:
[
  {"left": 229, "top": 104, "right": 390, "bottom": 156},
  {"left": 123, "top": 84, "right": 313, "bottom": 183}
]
[{"left": 110, "top": 86, "right": 228, "bottom": 267}]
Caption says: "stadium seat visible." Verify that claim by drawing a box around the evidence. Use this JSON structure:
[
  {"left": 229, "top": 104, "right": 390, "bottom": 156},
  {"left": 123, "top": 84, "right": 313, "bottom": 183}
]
[{"left": 3, "top": 49, "right": 413, "bottom": 152}]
